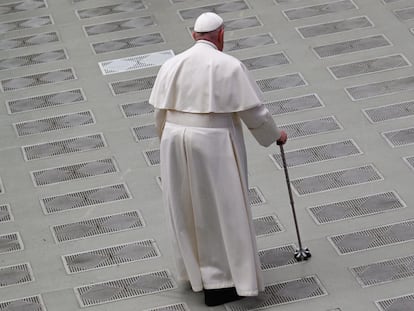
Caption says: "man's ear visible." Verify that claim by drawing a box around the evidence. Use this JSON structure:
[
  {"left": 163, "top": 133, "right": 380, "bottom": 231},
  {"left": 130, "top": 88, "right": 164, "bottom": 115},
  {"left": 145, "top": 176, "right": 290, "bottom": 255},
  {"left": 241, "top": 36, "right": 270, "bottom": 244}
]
[{"left": 192, "top": 31, "right": 197, "bottom": 41}]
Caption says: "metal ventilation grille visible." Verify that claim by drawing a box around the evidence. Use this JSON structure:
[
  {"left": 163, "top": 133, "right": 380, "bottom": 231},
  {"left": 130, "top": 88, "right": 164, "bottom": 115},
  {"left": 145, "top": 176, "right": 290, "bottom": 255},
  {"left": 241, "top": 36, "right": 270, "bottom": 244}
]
[
  {"left": 0, "top": 32, "right": 59, "bottom": 51},
  {"left": 32, "top": 158, "right": 118, "bottom": 186},
  {"left": 133, "top": 124, "right": 157, "bottom": 141},
  {"left": 257, "top": 73, "right": 306, "bottom": 92},
  {"left": 225, "top": 276, "right": 327, "bottom": 310},
  {"left": 351, "top": 254, "right": 414, "bottom": 287},
  {"left": 223, "top": 16, "right": 261, "bottom": 31},
  {"left": 281, "top": 116, "right": 341, "bottom": 139},
  {"left": 121, "top": 101, "right": 153, "bottom": 117},
  {"left": 241, "top": 53, "right": 289, "bottom": 70},
  {"left": 23, "top": 133, "right": 105, "bottom": 160},
  {"left": 248, "top": 187, "right": 265, "bottom": 206},
  {"left": 271, "top": 140, "right": 361, "bottom": 168},
  {"left": 179, "top": 1, "right": 249, "bottom": 20},
  {"left": 14, "top": 110, "right": 94, "bottom": 137},
  {"left": 309, "top": 192, "right": 405, "bottom": 224},
  {"left": 376, "top": 293, "right": 414, "bottom": 311},
  {"left": 0, "top": 205, "right": 12, "bottom": 223},
  {"left": 404, "top": 156, "right": 414, "bottom": 169},
  {"left": 394, "top": 7, "right": 414, "bottom": 21},
  {"left": 143, "top": 149, "right": 160, "bottom": 166},
  {"left": 0, "top": 16, "right": 53, "bottom": 34},
  {"left": 100, "top": 50, "right": 174, "bottom": 75},
  {"left": 7, "top": 89, "right": 85, "bottom": 114},
  {"left": 259, "top": 245, "right": 299, "bottom": 270},
  {"left": 52, "top": 211, "right": 144, "bottom": 242},
  {"left": 329, "top": 219, "right": 414, "bottom": 254},
  {"left": 1, "top": 68, "right": 75, "bottom": 92},
  {"left": 84, "top": 16, "right": 156, "bottom": 36},
  {"left": 364, "top": 100, "right": 414, "bottom": 123},
  {"left": 92, "top": 33, "right": 164, "bottom": 54},
  {"left": 76, "top": 1, "right": 146, "bottom": 19},
  {"left": 313, "top": 35, "right": 391, "bottom": 58},
  {"left": 63, "top": 240, "right": 159, "bottom": 273},
  {"left": 254, "top": 215, "right": 283, "bottom": 237},
  {"left": 41, "top": 183, "right": 130, "bottom": 214},
  {"left": 328, "top": 54, "right": 409, "bottom": 79},
  {"left": 283, "top": 0, "right": 356, "bottom": 20},
  {"left": 110, "top": 76, "right": 156, "bottom": 95},
  {"left": 265, "top": 94, "right": 323, "bottom": 115},
  {"left": 145, "top": 303, "right": 189, "bottom": 311},
  {"left": 0, "top": 0, "right": 46, "bottom": 16},
  {"left": 382, "top": 127, "right": 414, "bottom": 147},
  {"left": 0, "top": 263, "right": 33, "bottom": 288},
  {"left": 0, "top": 295, "right": 45, "bottom": 311},
  {"left": 75, "top": 270, "right": 176, "bottom": 307},
  {"left": 297, "top": 16, "right": 373, "bottom": 38},
  {"left": 0, "top": 232, "right": 23, "bottom": 254},
  {"left": 224, "top": 34, "right": 275, "bottom": 52},
  {"left": 347, "top": 76, "right": 414, "bottom": 101},
  {"left": 0, "top": 49, "right": 67, "bottom": 70}
]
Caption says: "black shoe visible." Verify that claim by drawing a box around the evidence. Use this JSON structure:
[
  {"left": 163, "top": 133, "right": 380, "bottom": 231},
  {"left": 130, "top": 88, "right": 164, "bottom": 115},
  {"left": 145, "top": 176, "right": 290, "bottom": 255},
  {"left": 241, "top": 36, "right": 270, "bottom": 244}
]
[{"left": 204, "top": 287, "right": 243, "bottom": 306}]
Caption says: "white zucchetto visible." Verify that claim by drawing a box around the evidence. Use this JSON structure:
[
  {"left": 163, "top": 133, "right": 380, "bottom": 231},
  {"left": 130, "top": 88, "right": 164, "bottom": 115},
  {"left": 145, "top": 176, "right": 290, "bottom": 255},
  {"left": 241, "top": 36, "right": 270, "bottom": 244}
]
[{"left": 193, "top": 12, "right": 223, "bottom": 32}]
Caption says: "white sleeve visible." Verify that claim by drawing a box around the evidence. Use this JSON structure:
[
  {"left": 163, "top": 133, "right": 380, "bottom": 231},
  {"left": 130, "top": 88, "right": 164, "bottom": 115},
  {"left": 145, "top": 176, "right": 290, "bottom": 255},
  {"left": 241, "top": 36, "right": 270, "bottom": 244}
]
[
  {"left": 238, "top": 105, "right": 281, "bottom": 147},
  {"left": 154, "top": 108, "right": 167, "bottom": 138}
]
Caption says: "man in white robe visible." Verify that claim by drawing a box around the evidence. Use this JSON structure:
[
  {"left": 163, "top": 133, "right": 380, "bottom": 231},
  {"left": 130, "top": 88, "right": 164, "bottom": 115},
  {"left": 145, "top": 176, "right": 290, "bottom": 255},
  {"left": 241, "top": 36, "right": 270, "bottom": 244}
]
[{"left": 149, "top": 12, "right": 287, "bottom": 306}]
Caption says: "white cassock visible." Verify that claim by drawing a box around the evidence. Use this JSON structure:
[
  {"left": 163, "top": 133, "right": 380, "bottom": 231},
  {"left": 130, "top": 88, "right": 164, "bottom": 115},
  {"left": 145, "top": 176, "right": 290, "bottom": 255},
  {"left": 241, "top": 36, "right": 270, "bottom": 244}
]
[{"left": 149, "top": 40, "right": 281, "bottom": 296}]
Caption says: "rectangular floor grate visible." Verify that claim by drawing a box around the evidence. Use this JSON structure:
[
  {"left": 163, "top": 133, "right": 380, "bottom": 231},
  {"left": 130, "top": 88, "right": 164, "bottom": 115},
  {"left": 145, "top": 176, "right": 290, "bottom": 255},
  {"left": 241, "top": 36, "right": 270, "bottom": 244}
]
[
  {"left": 292, "top": 165, "right": 383, "bottom": 196},
  {"left": 84, "top": 16, "right": 156, "bottom": 36},
  {"left": 14, "top": 110, "right": 94, "bottom": 137},
  {"left": 363, "top": 100, "right": 414, "bottom": 123},
  {"left": 0, "top": 295, "right": 45, "bottom": 311},
  {"left": 351, "top": 254, "right": 414, "bottom": 287},
  {"left": 394, "top": 7, "right": 414, "bottom": 21},
  {"left": 382, "top": 127, "right": 414, "bottom": 147},
  {"left": 41, "top": 183, "right": 130, "bottom": 214},
  {"left": 309, "top": 191, "right": 405, "bottom": 224},
  {"left": 248, "top": 187, "right": 266, "bottom": 206},
  {"left": 75, "top": 270, "right": 176, "bottom": 307},
  {"left": 241, "top": 53, "right": 289, "bottom": 70},
  {"left": 404, "top": 156, "right": 414, "bottom": 169},
  {"left": 271, "top": 140, "right": 361, "bottom": 168},
  {"left": 121, "top": 100, "right": 153, "bottom": 117},
  {"left": 0, "top": 16, "right": 53, "bottom": 34},
  {"left": 259, "top": 244, "right": 300, "bottom": 270},
  {"left": 265, "top": 94, "right": 323, "bottom": 115},
  {"left": 63, "top": 239, "right": 159, "bottom": 273},
  {"left": 254, "top": 215, "right": 283, "bottom": 237},
  {"left": 1, "top": 68, "right": 76, "bottom": 92},
  {"left": 0, "top": 263, "right": 33, "bottom": 288},
  {"left": 0, "top": 32, "right": 59, "bottom": 51},
  {"left": 52, "top": 211, "right": 144, "bottom": 242},
  {"left": 0, "top": 49, "right": 67, "bottom": 70},
  {"left": 110, "top": 76, "right": 156, "bottom": 95},
  {"left": 283, "top": 0, "right": 356, "bottom": 21},
  {"left": 76, "top": 1, "right": 146, "bottom": 19},
  {"left": 99, "top": 50, "right": 174, "bottom": 75},
  {"left": 257, "top": 73, "right": 306, "bottom": 92},
  {"left": 225, "top": 276, "right": 327, "bottom": 310},
  {"left": 281, "top": 116, "right": 342, "bottom": 139},
  {"left": 143, "top": 149, "right": 160, "bottom": 166},
  {"left": 92, "top": 33, "right": 164, "bottom": 54},
  {"left": 133, "top": 124, "right": 157, "bottom": 141},
  {"left": 178, "top": 1, "right": 249, "bottom": 20},
  {"left": 224, "top": 33, "right": 275, "bottom": 52},
  {"left": 145, "top": 303, "right": 189, "bottom": 311},
  {"left": 376, "top": 293, "right": 414, "bottom": 311},
  {"left": 223, "top": 16, "right": 261, "bottom": 31},
  {"left": 32, "top": 158, "right": 118, "bottom": 186},
  {"left": 23, "top": 133, "right": 105, "bottom": 160},
  {"left": 6, "top": 89, "right": 86, "bottom": 114},
  {"left": 329, "top": 219, "right": 414, "bottom": 254},
  {"left": 0, "top": 232, "right": 23, "bottom": 254},
  {"left": 0, "top": 0, "right": 46, "bottom": 16},
  {"left": 0, "top": 205, "right": 12, "bottom": 223},
  {"left": 297, "top": 16, "right": 373, "bottom": 38},
  {"left": 346, "top": 76, "right": 414, "bottom": 101},
  {"left": 313, "top": 35, "right": 391, "bottom": 58},
  {"left": 328, "top": 54, "right": 409, "bottom": 79}
]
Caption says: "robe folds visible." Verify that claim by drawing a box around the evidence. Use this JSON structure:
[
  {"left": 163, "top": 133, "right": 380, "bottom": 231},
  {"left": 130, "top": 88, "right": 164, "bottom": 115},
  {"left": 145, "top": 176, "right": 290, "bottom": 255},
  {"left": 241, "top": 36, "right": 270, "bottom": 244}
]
[{"left": 149, "top": 40, "right": 281, "bottom": 296}]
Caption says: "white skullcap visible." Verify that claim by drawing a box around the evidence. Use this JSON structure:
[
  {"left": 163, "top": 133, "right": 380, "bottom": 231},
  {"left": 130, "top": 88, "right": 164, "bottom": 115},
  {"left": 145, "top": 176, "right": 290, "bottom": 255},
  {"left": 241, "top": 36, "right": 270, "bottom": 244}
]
[{"left": 193, "top": 12, "right": 223, "bottom": 32}]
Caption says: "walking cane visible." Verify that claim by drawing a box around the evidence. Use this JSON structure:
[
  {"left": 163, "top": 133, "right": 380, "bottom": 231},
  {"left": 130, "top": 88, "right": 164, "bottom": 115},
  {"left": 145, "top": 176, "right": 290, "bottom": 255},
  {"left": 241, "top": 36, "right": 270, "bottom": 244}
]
[{"left": 278, "top": 143, "right": 311, "bottom": 261}]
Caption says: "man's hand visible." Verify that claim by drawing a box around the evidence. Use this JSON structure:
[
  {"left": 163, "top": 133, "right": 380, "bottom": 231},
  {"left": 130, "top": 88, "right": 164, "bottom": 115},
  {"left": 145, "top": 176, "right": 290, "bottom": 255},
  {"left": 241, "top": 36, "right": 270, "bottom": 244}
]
[{"left": 276, "top": 130, "right": 287, "bottom": 145}]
